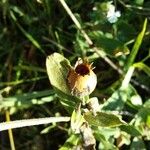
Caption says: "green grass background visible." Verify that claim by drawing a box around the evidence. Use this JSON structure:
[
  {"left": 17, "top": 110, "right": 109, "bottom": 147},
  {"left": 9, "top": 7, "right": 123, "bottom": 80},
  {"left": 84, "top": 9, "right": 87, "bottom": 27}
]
[{"left": 0, "top": 0, "right": 150, "bottom": 149}]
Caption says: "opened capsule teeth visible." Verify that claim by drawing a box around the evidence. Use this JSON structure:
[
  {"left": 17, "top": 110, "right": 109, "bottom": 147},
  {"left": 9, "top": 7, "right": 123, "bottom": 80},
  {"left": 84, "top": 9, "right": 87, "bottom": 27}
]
[{"left": 67, "top": 58, "right": 97, "bottom": 97}]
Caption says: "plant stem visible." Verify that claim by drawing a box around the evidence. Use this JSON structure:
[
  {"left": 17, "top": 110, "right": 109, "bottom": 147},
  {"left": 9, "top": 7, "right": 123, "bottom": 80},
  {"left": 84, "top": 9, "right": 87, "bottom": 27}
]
[
  {"left": 6, "top": 111, "right": 16, "bottom": 150},
  {"left": 0, "top": 117, "right": 70, "bottom": 131}
]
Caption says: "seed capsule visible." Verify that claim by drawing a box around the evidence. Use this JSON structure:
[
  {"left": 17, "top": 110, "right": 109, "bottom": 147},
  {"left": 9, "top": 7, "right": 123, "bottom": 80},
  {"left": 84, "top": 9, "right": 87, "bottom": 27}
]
[{"left": 67, "top": 58, "right": 97, "bottom": 97}]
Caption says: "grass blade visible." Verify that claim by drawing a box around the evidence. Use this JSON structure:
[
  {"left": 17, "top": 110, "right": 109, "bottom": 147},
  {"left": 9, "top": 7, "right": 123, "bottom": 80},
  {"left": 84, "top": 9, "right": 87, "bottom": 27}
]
[
  {"left": 126, "top": 19, "right": 147, "bottom": 70},
  {"left": 133, "top": 62, "right": 150, "bottom": 76},
  {"left": 10, "top": 10, "right": 46, "bottom": 55}
]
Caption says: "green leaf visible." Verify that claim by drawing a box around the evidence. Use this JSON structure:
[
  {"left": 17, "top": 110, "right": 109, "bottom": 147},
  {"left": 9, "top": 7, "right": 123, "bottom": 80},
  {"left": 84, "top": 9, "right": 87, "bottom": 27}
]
[
  {"left": 134, "top": 107, "right": 150, "bottom": 127},
  {"left": 96, "top": 127, "right": 120, "bottom": 140},
  {"left": 130, "top": 137, "right": 146, "bottom": 150},
  {"left": 84, "top": 112, "right": 125, "bottom": 127},
  {"left": 0, "top": 90, "right": 55, "bottom": 112},
  {"left": 101, "top": 88, "right": 128, "bottom": 111},
  {"left": 133, "top": 62, "right": 150, "bottom": 76},
  {"left": 132, "top": 101, "right": 150, "bottom": 139},
  {"left": 126, "top": 18, "right": 147, "bottom": 70},
  {"left": 46, "top": 53, "right": 71, "bottom": 95},
  {"left": 101, "top": 64, "right": 135, "bottom": 111},
  {"left": 94, "top": 131, "right": 118, "bottom": 150},
  {"left": 120, "top": 125, "right": 141, "bottom": 137},
  {"left": 71, "top": 107, "right": 84, "bottom": 133},
  {"left": 101, "top": 83, "right": 143, "bottom": 111},
  {"left": 143, "top": 99, "right": 150, "bottom": 108},
  {"left": 46, "top": 53, "right": 80, "bottom": 111},
  {"left": 113, "top": 45, "right": 130, "bottom": 57},
  {"left": 59, "top": 134, "right": 81, "bottom": 150},
  {"left": 90, "top": 32, "right": 129, "bottom": 56},
  {"left": 117, "top": 21, "right": 136, "bottom": 42}
]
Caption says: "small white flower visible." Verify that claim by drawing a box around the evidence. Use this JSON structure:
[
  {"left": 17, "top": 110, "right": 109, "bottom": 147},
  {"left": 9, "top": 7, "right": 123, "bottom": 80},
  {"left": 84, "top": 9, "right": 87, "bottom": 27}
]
[
  {"left": 106, "top": 2, "right": 121, "bottom": 23},
  {"left": 93, "top": 6, "right": 97, "bottom": 11}
]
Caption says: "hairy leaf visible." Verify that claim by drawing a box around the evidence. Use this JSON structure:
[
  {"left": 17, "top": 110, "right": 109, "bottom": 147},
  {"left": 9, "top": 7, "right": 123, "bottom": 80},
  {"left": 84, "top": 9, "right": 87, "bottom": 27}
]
[{"left": 84, "top": 112, "right": 125, "bottom": 127}]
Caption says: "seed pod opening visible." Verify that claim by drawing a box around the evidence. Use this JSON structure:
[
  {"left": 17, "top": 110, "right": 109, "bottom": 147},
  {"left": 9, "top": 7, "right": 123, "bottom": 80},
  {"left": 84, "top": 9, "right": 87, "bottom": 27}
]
[
  {"left": 75, "top": 64, "right": 90, "bottom": 75},
  {"left": 67, "top": 59, "right": 97, "bottom": 97}
]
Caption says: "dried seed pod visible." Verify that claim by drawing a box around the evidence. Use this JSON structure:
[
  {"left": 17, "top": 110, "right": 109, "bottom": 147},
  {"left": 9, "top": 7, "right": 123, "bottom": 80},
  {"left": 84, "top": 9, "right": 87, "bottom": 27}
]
[{"left": 67, "top": 58, "right": 97, "bottom": 97}]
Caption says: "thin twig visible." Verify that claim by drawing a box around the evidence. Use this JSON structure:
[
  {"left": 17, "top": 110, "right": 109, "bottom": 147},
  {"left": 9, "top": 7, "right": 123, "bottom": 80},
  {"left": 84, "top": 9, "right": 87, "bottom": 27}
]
[
  {"left": 59, "top": 0, "right": 123, "bottom": 75},
  {"left": 0, "top": 117, "right": 70, "bottom": 131},
  {"left": 117, "top": 0, "right": 150, "bottom": 16},
  {"left": 118, "top": 0, "right": 150, "bottom": 11},
  {"left": 58, "top": 0, "right": 150, "bottom": 93},
  {"left": 42, "top": 36, "right": 74, "bottom": 54}
]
